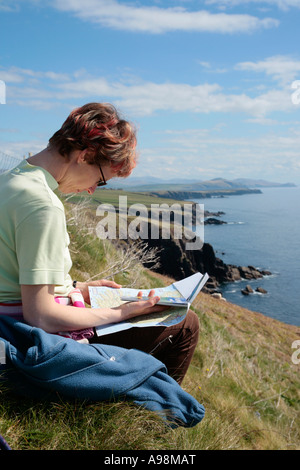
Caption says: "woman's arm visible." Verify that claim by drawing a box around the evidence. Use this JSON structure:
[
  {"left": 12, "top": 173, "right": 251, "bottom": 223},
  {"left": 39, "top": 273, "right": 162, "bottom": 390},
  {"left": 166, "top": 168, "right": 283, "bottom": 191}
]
[
  {"left": 21, "top": 284, "right": 164, "bottom": 334},
  {"left": 74, "top": 279, "right": 122, "bottom": 305}
]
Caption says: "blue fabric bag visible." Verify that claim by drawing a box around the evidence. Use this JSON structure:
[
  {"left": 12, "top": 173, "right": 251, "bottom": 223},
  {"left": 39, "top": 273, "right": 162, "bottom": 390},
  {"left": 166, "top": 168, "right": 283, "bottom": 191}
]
[{"left": 0, "top": 316, "right": 205, "bottom": 428}]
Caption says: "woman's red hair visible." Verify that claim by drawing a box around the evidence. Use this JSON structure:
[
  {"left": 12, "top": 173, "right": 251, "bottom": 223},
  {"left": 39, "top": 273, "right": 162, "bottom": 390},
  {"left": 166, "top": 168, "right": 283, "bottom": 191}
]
[{"left": 48, "top": 102, "right": 137, "bottom": 177}]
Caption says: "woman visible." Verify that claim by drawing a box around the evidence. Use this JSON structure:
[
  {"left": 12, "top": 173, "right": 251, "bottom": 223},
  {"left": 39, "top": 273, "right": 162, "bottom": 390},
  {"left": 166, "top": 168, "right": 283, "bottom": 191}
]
[{"left": 0, "top": 102, "right": 199, "bottom": 384}]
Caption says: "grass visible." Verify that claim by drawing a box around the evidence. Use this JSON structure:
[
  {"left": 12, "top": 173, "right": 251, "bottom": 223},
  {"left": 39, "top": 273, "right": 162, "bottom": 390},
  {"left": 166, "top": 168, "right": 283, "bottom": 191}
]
[
  {"left": 64, "top": 188, "right": 190, "bottom": 209},
  {"left": 0, "top": 397, "right": 173, "bottom": 450},
  {"left": 1, "top": 194, "right": 299, "bottom": 450}
]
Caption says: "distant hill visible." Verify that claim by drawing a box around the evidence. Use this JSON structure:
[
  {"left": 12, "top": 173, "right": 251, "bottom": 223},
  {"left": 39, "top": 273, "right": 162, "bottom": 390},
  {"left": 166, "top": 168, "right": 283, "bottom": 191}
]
[
  {"left": 109, "top": 176, "right": 296, "bottom": 192},
  {"left": 233, "top": 178, "right": 296, "bottom": 188}
]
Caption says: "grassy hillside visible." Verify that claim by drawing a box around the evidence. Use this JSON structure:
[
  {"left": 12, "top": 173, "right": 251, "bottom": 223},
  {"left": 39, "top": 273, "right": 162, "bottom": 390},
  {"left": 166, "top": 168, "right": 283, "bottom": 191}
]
[
  {"left": 0, "top": 196, "right": 299, "bottom": 450},
  {"left": 64, "top": 188, "right": 190, "bottom": 210}
]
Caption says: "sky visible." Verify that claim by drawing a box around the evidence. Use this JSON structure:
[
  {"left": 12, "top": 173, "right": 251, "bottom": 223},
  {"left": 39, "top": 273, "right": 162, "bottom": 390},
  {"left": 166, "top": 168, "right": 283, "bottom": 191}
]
[{"left": 1, "top": 0, "right": 300, "bottom": 184}]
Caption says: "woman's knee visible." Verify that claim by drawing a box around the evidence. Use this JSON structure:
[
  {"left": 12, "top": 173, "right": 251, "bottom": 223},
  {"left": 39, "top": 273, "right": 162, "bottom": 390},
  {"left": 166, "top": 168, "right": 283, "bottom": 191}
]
[{"left": 186, "top": 309, "right": 200, "bottom": 335}]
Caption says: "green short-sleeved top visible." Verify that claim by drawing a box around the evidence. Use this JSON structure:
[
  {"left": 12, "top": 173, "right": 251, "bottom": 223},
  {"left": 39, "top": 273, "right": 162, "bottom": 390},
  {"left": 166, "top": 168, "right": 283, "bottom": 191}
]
[{"left": 0, "top": 159, "right": 73, "bottom": 302}]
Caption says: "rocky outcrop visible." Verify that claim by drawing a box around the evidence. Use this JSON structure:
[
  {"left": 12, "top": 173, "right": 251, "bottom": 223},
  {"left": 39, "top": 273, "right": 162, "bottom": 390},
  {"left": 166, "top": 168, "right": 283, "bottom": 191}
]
[
  {"left": 111, "top": 216, "right": 271, "bottom": 294},
  {"left": 204, "top": 218, "right": 227, "bottom": 225},
  {"left": 256, "top": 287, "right": 268, "bottom": 294},
  {"left": 126, "top": 226, "right": 271, "bottom": 293},
  {"left": 241, "top": 285, "right": 268, "bottom": 295},
  {"left": 241, "top": 285, "right": 254, "bottom": 295}
]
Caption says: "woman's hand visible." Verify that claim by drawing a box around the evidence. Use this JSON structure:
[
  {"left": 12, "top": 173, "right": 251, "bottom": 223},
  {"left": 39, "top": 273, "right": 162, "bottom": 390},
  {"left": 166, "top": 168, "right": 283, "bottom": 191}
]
[
  {"left": 115, "top": 289, "right": 168, "bottom": 321},
  {"left": 76, "top": 279, "right": 122, "bottom": 304},
  {"left": 76, "top": 283, "right": 167, "bottom": 323},
  {"left": 115, "top": 292, "right": 167, "bottom": 321}
]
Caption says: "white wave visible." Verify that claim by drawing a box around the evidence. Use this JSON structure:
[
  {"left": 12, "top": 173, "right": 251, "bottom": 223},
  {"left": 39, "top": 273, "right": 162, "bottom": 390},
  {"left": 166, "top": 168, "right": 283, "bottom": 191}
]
[{"left": 227, "top": 221, "right": 245, "bottom": 225}]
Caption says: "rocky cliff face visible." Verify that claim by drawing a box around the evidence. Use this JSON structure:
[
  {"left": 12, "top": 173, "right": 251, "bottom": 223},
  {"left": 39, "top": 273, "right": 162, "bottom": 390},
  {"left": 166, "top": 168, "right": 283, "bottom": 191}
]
[
  {"left": 137, "top": 228, "right": 271, "bottom": 293},
  {"left": 112, "top": 216, "right": 270, "bottom": 293}
]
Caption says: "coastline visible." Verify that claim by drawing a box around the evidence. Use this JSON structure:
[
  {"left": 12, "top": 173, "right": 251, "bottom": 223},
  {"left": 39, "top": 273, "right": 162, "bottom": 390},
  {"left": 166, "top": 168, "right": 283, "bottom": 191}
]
[
  {"left": 143, "top": 188, "right": 262, "bottom": 200},
  {"left": 192, "top": 186, "right": 300, "bottom": 327},
  {"left": 66, "top": 187, "right": 298, "bottom": 326}
]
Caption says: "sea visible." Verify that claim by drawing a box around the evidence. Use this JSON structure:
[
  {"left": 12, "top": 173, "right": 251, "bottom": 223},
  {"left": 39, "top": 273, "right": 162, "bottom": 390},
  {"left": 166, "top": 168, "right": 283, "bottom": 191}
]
[{"left": 193, "top": 186, "right": 300, "bottom": 327}]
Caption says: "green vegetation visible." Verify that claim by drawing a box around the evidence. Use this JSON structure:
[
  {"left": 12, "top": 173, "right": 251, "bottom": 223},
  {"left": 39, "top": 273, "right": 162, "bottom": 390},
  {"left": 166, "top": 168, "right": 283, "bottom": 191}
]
[
  {"left": 1, "top": 193, "right": 299, "bottom": 450},
  {"left": 64, "top": 188, "right": 189, "bottom": 209}
]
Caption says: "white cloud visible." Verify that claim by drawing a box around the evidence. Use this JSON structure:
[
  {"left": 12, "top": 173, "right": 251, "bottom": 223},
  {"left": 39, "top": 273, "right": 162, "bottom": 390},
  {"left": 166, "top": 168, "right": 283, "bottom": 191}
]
[
  {"left": 205, "top": 0, "right": 300, "bottom": 11},
  {"left": 0, "top": 68, "right": 25, "bottom": 83},
  {"left": 140, "top": 126, "right": 300, "bottom": 181},
  {"left": 197, "top": 61, "right": 212, "bottom": 69},
  {"left": 0, "top": 66, "right": 70, "bottom": 84},
  {"left": 2, "top": 65, "right": 295, "bottom": 117},
  {"left": 0, "top": 140, "right": 45, "bottom": 160},
  {"left": 52, "top": 0, "right": 279, "bottom": 33},
  {"left": 236, "top": 55, "right": 300, "bottom": 84},
  {"left": 47, "top": 75, "right": 294, "bottom": 117}
]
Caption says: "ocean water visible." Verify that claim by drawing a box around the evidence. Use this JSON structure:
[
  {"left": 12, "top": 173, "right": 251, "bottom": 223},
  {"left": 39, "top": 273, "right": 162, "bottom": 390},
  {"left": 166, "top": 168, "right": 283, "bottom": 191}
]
[{"left": 194, "top": 186, "right": 300, "bottom": 327}]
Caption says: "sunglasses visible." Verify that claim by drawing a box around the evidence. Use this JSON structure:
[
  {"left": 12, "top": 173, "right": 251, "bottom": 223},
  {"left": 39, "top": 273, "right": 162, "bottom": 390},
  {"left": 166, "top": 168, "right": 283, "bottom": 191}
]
[{"left": 97, "top": 164, "right": 107, "bottom": 187}]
